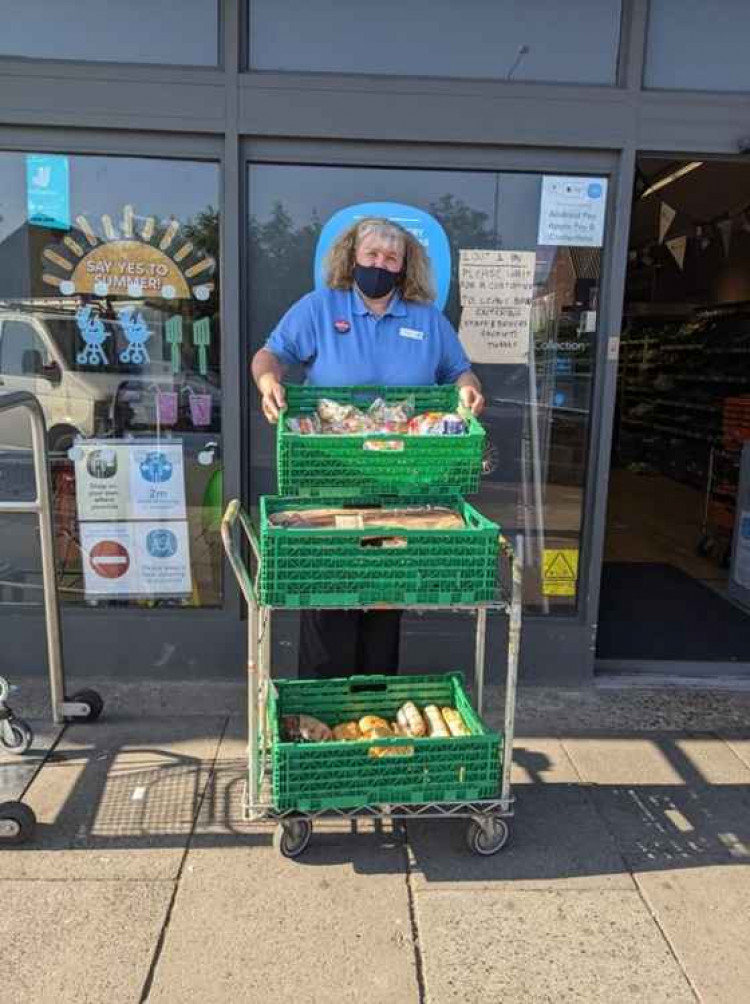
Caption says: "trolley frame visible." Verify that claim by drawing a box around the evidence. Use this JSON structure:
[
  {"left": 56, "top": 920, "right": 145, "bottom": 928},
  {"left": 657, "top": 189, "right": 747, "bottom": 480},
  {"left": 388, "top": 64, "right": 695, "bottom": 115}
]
[{"left": 221, "top": 499, "right": 523, "bottom": 841}]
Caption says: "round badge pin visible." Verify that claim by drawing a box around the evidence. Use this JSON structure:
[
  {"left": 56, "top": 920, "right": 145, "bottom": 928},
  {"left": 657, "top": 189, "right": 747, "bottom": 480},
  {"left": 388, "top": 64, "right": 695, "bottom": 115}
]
[{"left": 334, "top": 319, "right": 351, "bottom": 334}]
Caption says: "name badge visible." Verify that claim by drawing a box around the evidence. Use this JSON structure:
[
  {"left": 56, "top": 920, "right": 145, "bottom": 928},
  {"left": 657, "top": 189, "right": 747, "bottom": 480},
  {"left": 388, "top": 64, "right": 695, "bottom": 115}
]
[{"left": 399, "top": 327, "right": 425, "bottom": 341}]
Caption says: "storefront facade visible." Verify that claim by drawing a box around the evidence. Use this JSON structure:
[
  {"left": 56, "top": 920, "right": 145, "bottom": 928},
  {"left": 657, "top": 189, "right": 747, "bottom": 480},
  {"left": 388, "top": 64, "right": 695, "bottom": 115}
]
[{"left": 2, "top": 1, "right": 750, "bottom": 686}]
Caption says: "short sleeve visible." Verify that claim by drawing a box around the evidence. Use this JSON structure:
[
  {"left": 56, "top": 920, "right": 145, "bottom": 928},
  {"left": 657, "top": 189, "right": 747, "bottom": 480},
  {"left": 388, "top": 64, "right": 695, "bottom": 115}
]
[
  {"left": 264, "top": 293, "right": 318, "bottom": 367},
  {"left": 435, "top": 311, "right": 471, "bottom": 384}
]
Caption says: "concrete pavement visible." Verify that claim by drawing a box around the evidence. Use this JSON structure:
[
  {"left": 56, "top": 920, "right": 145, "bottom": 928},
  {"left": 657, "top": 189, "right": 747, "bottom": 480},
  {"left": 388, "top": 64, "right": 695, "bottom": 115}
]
[{"left": 2, "top": 682, "right": 750, "bottom": 1002}]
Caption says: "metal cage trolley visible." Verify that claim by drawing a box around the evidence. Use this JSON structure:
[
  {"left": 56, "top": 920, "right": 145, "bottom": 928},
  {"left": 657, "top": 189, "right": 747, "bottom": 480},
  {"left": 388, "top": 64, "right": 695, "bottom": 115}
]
[
  {"left": 0, "top": 391, "right": 104, "bottom": 845},
  {"left": 221, "top": 498, "right": 523, "bottom": 859}
]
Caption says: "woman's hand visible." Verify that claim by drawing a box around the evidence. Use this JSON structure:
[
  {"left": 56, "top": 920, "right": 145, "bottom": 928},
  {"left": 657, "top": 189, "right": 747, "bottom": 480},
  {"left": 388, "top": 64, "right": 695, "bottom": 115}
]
[
  {"left": 259, "top": 375, "right": 286, "bottom": 424},
  {"left": 458, "top": 384, "right": 485, "bottom": 416}
]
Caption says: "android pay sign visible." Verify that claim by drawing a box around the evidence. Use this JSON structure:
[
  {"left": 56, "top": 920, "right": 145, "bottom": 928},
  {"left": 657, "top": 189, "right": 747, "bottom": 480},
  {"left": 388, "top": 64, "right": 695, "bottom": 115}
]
[
  {"left": 537, "top": 177, "right": 608, "bottom": 248},
  {"left": 72, "top": 440, "right": 192, "bottom": 598}
]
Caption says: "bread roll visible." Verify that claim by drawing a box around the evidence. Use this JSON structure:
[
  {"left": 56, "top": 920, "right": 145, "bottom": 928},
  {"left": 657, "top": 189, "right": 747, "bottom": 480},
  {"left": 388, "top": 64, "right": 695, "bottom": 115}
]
[
  {"left": 333, "top": 721, "right": 361, "bottom": 741},
  {"left": 424, "top": 705, "right": 450, "bottom": 738},
  {"left": 358, "top": 715, "right": 389, "bottom": 735},
  {"left": 396, "top": 701, "right": 426, "bottom": 737},
  {"left": 442, "top": 707, "right": 470, "bottom": 737}
]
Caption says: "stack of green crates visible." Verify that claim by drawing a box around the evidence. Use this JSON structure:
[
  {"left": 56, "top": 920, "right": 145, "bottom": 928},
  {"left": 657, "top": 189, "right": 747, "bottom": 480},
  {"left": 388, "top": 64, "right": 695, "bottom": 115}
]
[
  {"left": 259, "top": 384, "right": 503, "bottom": 811},
  {"left": 260, "top": 384, "right": 500, "bottom": 608}
]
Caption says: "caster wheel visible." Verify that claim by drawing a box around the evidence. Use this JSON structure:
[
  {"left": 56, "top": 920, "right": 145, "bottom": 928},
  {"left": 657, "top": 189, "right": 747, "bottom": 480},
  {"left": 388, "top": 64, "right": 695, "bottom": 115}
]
[
  {"left": 0, "top": 719, "right": 33, "bottom": 755},
  {"left": 67, "top": 689, "right": 104, "bottom": 723},
  {"left": 0, "top": 801, "right": 36, "bottom": 845},
  {"left": 466, "top": 815, "right": 510, "bottom": 856},
  {"left": 273, "top": 818, "right": 312, "bottom": 858}
]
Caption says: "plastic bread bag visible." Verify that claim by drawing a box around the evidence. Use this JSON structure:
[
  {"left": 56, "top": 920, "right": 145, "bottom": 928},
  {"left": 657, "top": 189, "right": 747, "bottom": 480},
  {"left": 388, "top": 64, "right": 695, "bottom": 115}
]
[
  {"left": 286, "top": 414, "right": 322, "bottom": 435},
  {"left": 368, "top": 396, "right": 414, "bottom": 431},
  {"left": 317, "top": 398, "right": 360, "bottom": 426}
]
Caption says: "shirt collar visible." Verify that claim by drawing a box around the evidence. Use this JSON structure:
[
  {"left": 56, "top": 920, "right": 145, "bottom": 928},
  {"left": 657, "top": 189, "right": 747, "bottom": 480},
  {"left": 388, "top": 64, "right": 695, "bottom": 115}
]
[{"left": 351, "top": 287, "right": 408, "bottom": 318}]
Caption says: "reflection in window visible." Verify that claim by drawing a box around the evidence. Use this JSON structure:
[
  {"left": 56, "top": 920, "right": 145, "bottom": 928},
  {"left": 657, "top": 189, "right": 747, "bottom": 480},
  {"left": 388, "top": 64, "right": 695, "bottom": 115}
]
[
  {"left": 645, "top": 0, "right": 750, "bottom": 93},
  {"left": 0, "top": 153, "right": 222, "bottom": 609},
  {"left": 0, "top": 0, "right": 218, "bottom": 66},
  {"left": 247, "top": 164, "right": 607, "bottom": 615},
  {"left": 249, "top": 0, "right": 621, "bottom": 85}
]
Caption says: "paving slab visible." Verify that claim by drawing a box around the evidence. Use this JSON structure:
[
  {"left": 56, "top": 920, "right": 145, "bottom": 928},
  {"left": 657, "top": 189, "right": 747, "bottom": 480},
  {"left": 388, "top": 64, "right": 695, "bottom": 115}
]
[
  {"left": 510, "top": 737, "right": 580, "bottom": 785},
  {"left": 406, "top": 785, "right": 632, "bottom": 891},
  {"left": 145, "top": 724, "right": 419, "bottom": 1004},
  {"left": 564, "top": 730, "right": 750, "bottom": 1001},
  {"left": 636, "top": 866, "right": 750, "bottom": 1004},
  {"left": 0, "top": 719, "right": 62, "bottom": 801},
  {"left": 414, "top": 888, "right": 695, "bottom": 1004},
  {"left": 0, "top": 879, "right": 171, "bottom": 1004},
  {"left": 0, "top": 715, "right": 226, "bottom": 880},
  {"left": 563, "top": 733, "right": 750, "bottom": 787}
]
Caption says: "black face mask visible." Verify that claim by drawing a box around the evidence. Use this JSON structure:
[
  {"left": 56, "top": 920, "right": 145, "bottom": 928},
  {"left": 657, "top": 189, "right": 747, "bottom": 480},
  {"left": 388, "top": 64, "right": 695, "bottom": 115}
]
[{"left": 353, "top": 264, "right": 400, "bottom": 300}]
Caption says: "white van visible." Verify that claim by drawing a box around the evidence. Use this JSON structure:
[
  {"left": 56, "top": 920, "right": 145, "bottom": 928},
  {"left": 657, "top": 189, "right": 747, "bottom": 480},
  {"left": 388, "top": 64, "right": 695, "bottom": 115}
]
[{"left": 0, "top": 307, "right": 174, "bottom": 454}]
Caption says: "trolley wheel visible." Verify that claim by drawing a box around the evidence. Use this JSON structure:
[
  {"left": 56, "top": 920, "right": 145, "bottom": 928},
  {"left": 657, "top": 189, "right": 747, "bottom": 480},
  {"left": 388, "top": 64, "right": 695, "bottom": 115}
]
[
  {"left": 67, "top": 689, "right": 104, "bottom": 723},
  {"left": 274, "top": 818, "right": 312, "bottom": 858},
  {"left": 0, "top": 801, "right": 36, "bottom": 845},
  {"left": 466, "top": 815, "right": 510, "bottom": 856},
  {"left": 0, "top": 719, "right": 33, "bottom": 755}
]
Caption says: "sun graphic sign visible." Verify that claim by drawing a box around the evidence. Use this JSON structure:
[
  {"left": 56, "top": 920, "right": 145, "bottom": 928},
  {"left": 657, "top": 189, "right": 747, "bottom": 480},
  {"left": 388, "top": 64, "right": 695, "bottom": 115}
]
[{"left": 41, "top": 204, "right": 216, "bottom": 302}]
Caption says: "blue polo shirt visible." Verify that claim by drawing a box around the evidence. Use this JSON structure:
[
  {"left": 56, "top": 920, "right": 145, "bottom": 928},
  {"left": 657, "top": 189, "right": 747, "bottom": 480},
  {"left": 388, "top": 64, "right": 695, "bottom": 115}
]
[{"left": 264, "top": 288, "right": 470, "bottom": 387}]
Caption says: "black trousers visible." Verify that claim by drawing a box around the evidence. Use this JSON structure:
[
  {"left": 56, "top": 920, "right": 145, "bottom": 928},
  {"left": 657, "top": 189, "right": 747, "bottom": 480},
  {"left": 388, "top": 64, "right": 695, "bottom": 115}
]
[{"left": 298, "top": 609, "right": 402, "bottom": 679}]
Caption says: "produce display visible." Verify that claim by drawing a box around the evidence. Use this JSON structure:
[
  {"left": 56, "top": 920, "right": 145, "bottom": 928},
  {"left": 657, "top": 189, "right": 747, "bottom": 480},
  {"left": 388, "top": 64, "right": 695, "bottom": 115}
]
[
  {"left": 268, "top": 504, "right": 466, "bottom": 531},
  {"left": 281, "top": 700, "right": 471, "bottom": 756},
  {"left": 285, "top": 396, "right": 467, "bottom": 437}
]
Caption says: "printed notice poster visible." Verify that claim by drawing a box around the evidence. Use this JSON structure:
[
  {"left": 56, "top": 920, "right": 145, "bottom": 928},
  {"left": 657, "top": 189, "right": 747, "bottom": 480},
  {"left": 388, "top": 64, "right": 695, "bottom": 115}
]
[
  {"left": 127, "top": 442, "right": 187, "bottom": 520},
  {"left": 80, "top": 521, "right": 192, "bottom": 598},
  {"left": 458, "top": 249, "right": 535, "bottom": 364},
  {"left": 74, "top": 440, "right": 187, "bottom": 522},
  {"left": 538, "top": 176, "right": 607, "bottom": 247}
]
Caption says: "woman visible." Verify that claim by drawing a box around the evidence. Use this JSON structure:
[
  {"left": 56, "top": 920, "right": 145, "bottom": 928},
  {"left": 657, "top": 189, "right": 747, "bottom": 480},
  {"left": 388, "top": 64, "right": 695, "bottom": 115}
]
[{"left": 252, "top": 216, "right": 484, "bottom": 679}]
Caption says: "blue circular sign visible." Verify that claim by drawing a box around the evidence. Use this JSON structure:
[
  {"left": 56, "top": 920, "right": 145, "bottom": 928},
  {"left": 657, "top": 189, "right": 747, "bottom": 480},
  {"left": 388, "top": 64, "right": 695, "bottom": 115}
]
[
  {"left": 139, "top": 452, "right": 173, "bottom": 484},
  {"left": 587, "top": 183, "right": 603, "bottom": 199},
  {"left": 146, "top": 528, "right": 178, "bottom": 559},
  {"left": 314, "top": 201, "right": 452, "bottom": 311}
]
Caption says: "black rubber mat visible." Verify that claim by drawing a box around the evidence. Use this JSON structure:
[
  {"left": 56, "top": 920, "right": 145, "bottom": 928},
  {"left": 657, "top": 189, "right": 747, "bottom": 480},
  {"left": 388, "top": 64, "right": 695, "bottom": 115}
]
[{"left": 596, "top": 562, "right": 750, "bottom": 662}]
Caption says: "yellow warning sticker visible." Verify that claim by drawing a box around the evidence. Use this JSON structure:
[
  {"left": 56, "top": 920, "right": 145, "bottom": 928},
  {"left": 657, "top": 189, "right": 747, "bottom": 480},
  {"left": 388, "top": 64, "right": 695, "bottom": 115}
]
[{"left": 542, "top": 549, "right": 579, "bottom": 597}]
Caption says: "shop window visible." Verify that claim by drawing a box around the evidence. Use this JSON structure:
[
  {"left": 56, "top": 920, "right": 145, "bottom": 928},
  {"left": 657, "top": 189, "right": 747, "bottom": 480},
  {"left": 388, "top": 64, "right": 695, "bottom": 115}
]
[
  {"left": 0, "top": 152, "right": 222, "bottom": 609},
  {"left": 248, "top": 0, "right": 622, "bottom": 85},
  {"left": 645, "top": 0, "right": 750, "bottom": 92},
  {"left": 247, "top": 163, "right": 609, "bottom": 615},
  {"left": 0, "top": 0, "right": 218, "bottom": 66}
]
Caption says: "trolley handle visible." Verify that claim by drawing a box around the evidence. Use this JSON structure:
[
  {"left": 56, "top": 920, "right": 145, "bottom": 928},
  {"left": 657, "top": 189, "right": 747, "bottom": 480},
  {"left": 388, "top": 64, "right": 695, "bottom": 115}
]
[{"left": 221, "top": 499, "right": 260, "bottom": 606}]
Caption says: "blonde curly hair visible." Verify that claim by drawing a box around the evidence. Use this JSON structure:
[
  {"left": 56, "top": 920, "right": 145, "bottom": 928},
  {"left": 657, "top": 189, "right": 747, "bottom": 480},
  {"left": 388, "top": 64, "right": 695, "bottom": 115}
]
[{"left": 325, "top": 217, "right": 435, "bottom": 303}]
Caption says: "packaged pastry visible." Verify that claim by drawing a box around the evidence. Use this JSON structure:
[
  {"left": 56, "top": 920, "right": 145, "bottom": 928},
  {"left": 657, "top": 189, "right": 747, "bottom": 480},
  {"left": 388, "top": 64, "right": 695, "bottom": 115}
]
[
  {"left": 424, "top": 705, "right": 450, "bottom": 738},
  {"left": 358, "top": 714, "right": 390, "bottom": 736},
  {"left": 396, "top": 701, "right": 427, "bottom": 737},
  {"left": 441, "top": 707, "right": 470, "bottom": 737},
  {"left": 282, "top": 714, "right": 332, "bottom": 742},
  {"left": 333, "top": 720, "right": 361, "bottom": 741}
]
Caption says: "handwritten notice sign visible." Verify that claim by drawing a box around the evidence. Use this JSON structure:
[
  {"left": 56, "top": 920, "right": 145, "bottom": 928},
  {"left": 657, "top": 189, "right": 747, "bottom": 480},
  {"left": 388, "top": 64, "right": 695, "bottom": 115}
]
[
  {"left": 458, "top": 249, "right": 535, "bottom": 364},
  {"left": 538, "top": 176, "right": 607, "bottom": 247}
]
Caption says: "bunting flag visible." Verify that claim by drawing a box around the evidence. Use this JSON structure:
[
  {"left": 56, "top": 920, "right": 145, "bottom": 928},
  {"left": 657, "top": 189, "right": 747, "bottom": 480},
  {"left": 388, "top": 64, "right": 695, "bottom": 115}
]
[
  {"left": 666, "top": 235, "right": 687, "bottom": 270},
  {"left": 659, "top": 202, "right": 677, "bottom": 243},
  {"left": 718, "top": 218, "right": 733, "bottom": 257}
]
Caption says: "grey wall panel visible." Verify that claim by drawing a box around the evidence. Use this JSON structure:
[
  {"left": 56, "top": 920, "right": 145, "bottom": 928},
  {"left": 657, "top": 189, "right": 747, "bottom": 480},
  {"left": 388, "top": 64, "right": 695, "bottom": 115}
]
[
  {"left": 239, "top": 77, "right": 634, "bottom": 149},
  {"left": 636, "top": 93, "right": 750, "bottom": 155},
  {"left": 0, "top": 73, "right": 227, "bottom": 132}
]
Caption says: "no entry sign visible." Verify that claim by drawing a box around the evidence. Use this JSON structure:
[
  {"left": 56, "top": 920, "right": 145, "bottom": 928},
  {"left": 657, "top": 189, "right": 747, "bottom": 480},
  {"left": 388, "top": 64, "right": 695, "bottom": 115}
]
[{"left": 89, "top": 539, "right": 131, "bottom": 579}]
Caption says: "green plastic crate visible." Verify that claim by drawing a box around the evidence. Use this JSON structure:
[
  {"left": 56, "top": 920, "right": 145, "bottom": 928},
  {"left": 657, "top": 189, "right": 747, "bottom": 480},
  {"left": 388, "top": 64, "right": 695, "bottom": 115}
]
[
  {"left": 277, "top": 385, "right": 485, "bottom": 496},
  {"left": 269, "top": 672, "right": 502, "bottom": 811},
  {"left": 259, "top": 492, "right": 500, "bottom": 608}
]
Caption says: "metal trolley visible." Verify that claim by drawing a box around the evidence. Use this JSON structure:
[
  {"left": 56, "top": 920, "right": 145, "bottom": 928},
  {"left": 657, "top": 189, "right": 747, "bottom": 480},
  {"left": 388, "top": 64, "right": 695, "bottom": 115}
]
[
  {"left": 221, "top": 498, "right": 523, "bottom": 858},
  {"left": 0, "top": 391, "right": 104, "bottom": 845}
]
